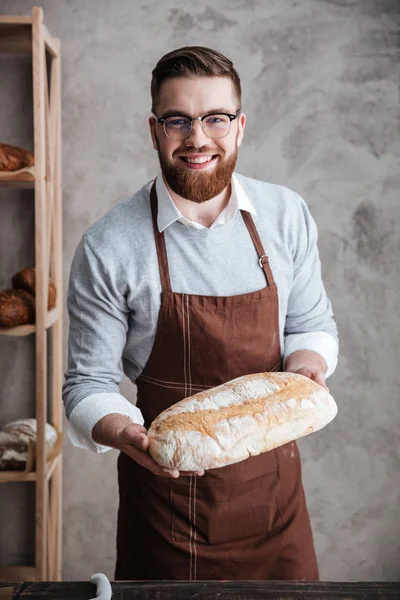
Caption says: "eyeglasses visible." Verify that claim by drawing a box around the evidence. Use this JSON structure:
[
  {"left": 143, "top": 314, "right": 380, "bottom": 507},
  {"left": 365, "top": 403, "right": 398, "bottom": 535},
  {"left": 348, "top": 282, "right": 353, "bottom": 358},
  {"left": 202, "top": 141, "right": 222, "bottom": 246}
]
[{"left": 153, "top": 109, "right": 241, "bottom": 140}]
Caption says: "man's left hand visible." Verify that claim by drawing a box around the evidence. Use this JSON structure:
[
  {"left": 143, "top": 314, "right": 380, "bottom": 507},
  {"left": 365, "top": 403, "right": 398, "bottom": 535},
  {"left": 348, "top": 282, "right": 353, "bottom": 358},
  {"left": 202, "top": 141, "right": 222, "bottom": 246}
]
[{"left": 284, "top": 349, "right": 329, "bottom": 391}]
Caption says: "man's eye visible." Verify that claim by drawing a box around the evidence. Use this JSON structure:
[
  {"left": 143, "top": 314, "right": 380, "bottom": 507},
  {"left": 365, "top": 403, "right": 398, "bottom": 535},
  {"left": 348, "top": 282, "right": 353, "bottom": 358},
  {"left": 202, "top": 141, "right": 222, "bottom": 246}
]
[
  {"left": 207, "top": 117, "right": 222, "bottom": 124},
  {"left": 167, "top": 118, "right": 188, "bottom": 126}
]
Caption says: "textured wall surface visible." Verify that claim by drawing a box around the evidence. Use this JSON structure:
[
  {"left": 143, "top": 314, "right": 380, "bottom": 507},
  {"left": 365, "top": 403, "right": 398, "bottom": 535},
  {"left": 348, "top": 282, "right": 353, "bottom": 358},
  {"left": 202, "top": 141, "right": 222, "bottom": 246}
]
[{"left": 0, "top": 0, "right": 399, "bottom": 582}]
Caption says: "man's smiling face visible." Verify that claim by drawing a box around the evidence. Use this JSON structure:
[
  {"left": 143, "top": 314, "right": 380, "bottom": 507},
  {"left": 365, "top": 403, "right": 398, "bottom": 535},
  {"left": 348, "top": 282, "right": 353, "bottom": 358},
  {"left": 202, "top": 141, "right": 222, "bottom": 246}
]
[{"left": 149, "top": 76, "right": 246, "bottom": 203}]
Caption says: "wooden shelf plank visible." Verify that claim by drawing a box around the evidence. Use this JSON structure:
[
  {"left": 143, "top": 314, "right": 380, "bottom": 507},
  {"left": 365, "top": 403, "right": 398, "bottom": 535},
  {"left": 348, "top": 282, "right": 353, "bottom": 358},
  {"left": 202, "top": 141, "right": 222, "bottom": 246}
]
[
  {"left": 0, "top": 453, "right": 61, "bottom": 484},
  {"left": 0, "top": 166, "right": 35, "bottom": 188},
  {"left": 0, "top": 308, "right": 59, "bottom": 337},
  {"left": 0, "top": 23, "right": 32, "bottom": 54},
  {"left": 0, "top": 16, "right": 32, "bottom": 25},
  {"left": 0, "top": 469, "right": 36, "bottom": 483},
  {"left": 0, "top": 322, "right": 35, "bottom": 337}
]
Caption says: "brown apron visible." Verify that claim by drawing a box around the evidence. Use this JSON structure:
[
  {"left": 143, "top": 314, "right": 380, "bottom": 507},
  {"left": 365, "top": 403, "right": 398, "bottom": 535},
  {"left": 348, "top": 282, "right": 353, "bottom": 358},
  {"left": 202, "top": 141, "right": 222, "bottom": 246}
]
[{"left": 115, "top": 183, "right": 319, "bottom": 581}]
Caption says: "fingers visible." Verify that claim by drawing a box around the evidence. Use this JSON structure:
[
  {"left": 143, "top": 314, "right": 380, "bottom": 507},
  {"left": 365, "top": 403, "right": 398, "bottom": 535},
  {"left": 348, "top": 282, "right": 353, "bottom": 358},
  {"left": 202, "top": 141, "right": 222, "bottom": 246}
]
[
  {"left": 310, "top": 371, "right": 329, "bottom": 391},
  {"left": 121, "top": 424, "right": 206, "bottom": 478},
  {"left": 313, "top": 372, "right": 328, "bottom": 390},
  {"left": 124, "top": 445, "right": 178, "bottom": 477},
  {"left": 288, "top": 368, "right": 329, "bottom": 392}
]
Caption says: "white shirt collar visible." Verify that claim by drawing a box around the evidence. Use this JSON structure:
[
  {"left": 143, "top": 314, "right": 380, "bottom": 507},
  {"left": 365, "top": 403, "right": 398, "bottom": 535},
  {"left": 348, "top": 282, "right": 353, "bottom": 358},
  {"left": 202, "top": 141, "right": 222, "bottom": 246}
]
[{"left": 155, "top": 173, "right": 257, "bottom": 232}]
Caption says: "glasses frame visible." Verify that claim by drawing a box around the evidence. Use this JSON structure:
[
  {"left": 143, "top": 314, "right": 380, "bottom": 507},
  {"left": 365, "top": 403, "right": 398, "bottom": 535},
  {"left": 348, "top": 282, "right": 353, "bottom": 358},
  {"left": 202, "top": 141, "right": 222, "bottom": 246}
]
[{"left": 153, "top": 109, "right": 242, "bottom": 140}]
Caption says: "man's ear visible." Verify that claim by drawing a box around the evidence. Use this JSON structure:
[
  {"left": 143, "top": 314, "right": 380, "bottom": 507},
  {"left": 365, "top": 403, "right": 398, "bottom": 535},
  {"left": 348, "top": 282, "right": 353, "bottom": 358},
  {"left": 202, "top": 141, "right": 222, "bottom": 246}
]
[
  {"left": 149, "top": 116, "right": 158, "bottom": 151},
  {"left": 236, "top": 113, "right": 246, "bottom": 148}
]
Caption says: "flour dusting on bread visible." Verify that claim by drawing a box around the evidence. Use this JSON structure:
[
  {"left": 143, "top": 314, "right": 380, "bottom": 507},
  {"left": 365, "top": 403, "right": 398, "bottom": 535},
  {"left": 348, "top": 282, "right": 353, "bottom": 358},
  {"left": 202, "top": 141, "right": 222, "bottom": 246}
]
[{"left": 148, "top": 372, "right": 337, "bottom": 471}]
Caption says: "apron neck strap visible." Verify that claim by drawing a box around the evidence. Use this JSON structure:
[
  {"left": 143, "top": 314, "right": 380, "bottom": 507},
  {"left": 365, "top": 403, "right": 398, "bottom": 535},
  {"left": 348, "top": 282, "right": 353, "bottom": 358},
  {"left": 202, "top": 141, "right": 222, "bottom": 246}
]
[
  {"left": 150, "top": 183, "right": 274, "bottom": 290},
  {"left": 241, "top": 211, "right": 275, "bottom": 286},
  {"left": 150, "top": 182, "right": 172, "bottom": 293}
]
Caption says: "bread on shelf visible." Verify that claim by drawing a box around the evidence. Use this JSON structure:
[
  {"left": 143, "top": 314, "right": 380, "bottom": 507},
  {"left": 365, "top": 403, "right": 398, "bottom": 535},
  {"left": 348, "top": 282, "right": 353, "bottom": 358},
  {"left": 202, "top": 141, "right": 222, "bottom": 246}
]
[
  {"left": 0, "top": 418, "right": 58, "bottom": 471},
  {"left": 0, "top": 289, "right": 35, "bottom": 328},
  {"left": 12, "top": 267, "right": 56, "bottom": 310},
  {"left": 0, "top": 142, "right": 34, "bottom": 172}
]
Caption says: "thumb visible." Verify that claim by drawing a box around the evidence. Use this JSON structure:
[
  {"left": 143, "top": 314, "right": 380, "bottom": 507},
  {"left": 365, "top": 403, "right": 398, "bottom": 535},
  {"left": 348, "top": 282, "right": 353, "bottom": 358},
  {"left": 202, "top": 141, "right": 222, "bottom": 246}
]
[{"left": 122, "top": 423, "right": 149, "bottom": 451}]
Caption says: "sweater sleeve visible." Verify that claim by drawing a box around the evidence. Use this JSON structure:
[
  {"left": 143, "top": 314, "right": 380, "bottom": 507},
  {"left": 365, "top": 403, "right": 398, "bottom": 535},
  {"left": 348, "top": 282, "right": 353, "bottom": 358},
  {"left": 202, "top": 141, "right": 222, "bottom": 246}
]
[
  {"left": 283, "top": 194, "right": 339, "bottom": 378},
  {"left": 62, "top": 234, "right": 144, "bottom": 450}
]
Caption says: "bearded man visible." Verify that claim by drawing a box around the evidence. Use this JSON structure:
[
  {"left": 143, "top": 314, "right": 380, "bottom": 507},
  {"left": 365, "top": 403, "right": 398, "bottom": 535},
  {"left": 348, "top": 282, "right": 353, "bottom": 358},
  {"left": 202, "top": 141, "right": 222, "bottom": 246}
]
[{"left": 63, "top": 46, "right": 338, "bottom": 581}]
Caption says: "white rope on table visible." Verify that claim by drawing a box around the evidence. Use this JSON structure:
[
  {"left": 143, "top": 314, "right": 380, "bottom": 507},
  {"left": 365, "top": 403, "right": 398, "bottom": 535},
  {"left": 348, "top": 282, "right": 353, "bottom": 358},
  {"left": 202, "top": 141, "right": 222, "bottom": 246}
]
[{"left": 89, "top": 573, "right": 113, "bottom": 600}]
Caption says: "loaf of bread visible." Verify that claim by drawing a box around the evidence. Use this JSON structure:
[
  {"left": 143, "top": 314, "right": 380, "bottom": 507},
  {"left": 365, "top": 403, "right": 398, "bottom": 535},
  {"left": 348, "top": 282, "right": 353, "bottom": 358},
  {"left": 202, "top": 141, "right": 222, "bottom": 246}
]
[
  {"left": 0, "top": 142, "right": 34, "bottom": 171},
  {"left": 0, "top": 289, "right": 35, "bottom": 328},
  {"left": 0, "top": 418, "right": 58, "bottom": 470},
  {"left": 12, "top": 267, "right": 57, "bottom": 310},
  {"left": 148, "top": 372, "right": 338, "bottom": 471},
  {"left": 0, "top": 432, "right": 28, "bottom": 471}
]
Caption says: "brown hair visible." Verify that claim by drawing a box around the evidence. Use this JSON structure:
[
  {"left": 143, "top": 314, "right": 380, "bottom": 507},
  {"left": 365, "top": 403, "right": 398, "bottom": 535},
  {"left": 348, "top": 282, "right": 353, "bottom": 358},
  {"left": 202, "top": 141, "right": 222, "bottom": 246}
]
[{"left": 151, "top": 46, "right": 241, "bottom": 112}]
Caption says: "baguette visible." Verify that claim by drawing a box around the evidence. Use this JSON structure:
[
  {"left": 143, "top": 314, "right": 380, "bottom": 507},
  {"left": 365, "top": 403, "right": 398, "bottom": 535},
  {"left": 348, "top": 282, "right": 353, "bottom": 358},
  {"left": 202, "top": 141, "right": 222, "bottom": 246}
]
[{"left": 148, "top": 371, "right": 338, "bottom": 471}]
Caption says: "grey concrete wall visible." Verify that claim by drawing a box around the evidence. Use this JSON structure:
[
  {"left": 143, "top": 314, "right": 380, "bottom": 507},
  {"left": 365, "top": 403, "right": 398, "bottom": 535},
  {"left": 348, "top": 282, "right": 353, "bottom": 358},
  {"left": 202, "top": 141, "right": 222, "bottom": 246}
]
[{"left": 0, "top": 0, "right": 399, "bottom": 582}]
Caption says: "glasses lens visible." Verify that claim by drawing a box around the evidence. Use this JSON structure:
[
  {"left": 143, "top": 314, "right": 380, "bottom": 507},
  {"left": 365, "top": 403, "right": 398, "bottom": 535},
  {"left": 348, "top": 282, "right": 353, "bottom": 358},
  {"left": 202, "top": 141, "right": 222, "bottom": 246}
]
[
  {"left": 203, "top": 114, "right": 231, "bottom": 138},
  {"left": 164, "top": 116, "right": 192, "bottom": 139}
]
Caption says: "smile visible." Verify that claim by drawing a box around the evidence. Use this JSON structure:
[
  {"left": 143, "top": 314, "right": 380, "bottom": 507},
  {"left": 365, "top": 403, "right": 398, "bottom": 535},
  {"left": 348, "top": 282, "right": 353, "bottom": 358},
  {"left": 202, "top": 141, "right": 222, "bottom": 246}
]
[{"left": 179, "top": 155, "right": 218, "bottom": 169}]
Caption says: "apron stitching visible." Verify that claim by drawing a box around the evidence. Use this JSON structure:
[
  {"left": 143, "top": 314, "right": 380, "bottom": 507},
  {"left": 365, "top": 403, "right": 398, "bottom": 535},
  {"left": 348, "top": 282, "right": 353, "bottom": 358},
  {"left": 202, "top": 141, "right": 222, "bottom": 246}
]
[
  {"left": 187, "top": 294, "right": 197, "bottom": 581},
  {"left": 189, "top": 475, "right": 193, "bottom": 580},
  {"left": 193, "top": 474, "right": 198, "bottom": 581},
  {"left": 139, "top": 374, "right": 211, "bottom": 388},
  {"left": 187, "top": 294, "right": 192, "bottom": 396},
  {"left": 138, "top": 375, "right": 211, "bottom": 391},
  {"left": 183, "top": 293, "right": 193, "bottom": 580},
  {"left": 182, "top": 293, "right": 188, "bottom": 398}
]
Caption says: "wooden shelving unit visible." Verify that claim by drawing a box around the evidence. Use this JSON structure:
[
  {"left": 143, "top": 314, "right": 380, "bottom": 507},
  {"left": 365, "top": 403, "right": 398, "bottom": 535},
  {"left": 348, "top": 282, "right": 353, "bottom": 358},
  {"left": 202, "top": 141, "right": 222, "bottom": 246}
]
[
  {"left": 0, "top": 308, "right": 59, "bottom": 336},
  {"left": 0, "top": 166, "right": 35, "bottom": 187},
  {"left": 0, "top": 7, "right": 63, "bottom": 582}
]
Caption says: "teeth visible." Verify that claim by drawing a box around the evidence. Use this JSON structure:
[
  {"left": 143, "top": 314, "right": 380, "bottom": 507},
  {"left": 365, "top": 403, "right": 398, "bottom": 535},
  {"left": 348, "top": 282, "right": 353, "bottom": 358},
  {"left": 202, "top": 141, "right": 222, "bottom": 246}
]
[{"left": 184, "top": 156, "right": 213, "bottom": 164}]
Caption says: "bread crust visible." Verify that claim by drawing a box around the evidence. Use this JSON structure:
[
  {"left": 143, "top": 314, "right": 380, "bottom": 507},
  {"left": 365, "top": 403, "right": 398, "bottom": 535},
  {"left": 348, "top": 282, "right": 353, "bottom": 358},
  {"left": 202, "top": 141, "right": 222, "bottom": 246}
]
[
  {"left": 148, "top": 372, "right": 338, "bottom": 471},
  {"left": 12, "top": 267, "right": 57, "bottom": 310},
  {"left": 0, "top": 289, "right": 35, "bottom": 327},
  {"left": 0, "top": 142, "right": 34, "bottom": 171},
  {"left": 0, "top": 419, "right": 58, "bottom": 470}
]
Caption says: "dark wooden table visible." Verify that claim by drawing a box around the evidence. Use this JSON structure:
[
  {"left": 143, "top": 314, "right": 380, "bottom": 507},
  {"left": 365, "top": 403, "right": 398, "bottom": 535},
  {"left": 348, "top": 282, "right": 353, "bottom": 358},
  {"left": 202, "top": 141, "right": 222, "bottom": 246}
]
[{"left": 2, "top": 581, "right": 400, "bottom": 600}]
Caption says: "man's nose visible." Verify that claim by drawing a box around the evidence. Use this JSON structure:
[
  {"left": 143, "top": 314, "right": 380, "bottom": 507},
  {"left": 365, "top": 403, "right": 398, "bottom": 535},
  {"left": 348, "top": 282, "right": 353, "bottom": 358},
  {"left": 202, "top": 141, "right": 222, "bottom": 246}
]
[{"left": 184, "top": 119, "right": 210, "bottom": 147}]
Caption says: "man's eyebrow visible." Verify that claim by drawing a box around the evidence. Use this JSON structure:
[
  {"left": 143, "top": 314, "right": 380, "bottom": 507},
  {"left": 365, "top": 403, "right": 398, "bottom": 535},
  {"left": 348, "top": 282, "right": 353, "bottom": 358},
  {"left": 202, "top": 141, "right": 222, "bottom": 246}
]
[{"left": 158, "top": 108, "right": 235, "bottom": 118}]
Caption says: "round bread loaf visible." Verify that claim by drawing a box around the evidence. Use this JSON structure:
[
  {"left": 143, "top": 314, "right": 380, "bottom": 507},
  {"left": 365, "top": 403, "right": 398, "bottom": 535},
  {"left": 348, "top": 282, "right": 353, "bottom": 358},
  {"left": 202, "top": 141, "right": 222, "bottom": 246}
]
[
  {"left": 0, "top": 289, "right": 35, "bottom": 328},
  {"left": 12, "top": 267, "right": 57, "bottom": 310},
  {"left": 0, "top": 432, "right": 28, "bottom": 470},
  {"left": 0, "top": 142, "right": 34, "bottom": 171},
  {"left": 2, "top": 418, "right": 58, "bottom": 446},
  {"left": 0, "top": 418, "right": 58, "bottom": 470},
  {"left": 148, "top": 372, "right": 338, "bottom": 471}
]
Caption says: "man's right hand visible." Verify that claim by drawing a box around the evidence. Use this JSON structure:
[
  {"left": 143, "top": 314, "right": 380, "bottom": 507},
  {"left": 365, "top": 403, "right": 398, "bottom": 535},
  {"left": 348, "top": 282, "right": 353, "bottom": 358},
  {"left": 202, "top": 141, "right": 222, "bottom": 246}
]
[{"left": 92, "top": 414, "right": 204, "bottom": 479}]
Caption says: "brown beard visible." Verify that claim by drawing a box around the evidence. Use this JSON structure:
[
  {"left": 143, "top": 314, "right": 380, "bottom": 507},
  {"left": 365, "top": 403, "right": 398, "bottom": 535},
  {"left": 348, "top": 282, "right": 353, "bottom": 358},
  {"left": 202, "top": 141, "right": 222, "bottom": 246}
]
[{"left": 155, "top": 133, "right": 239, "bottom": 204}]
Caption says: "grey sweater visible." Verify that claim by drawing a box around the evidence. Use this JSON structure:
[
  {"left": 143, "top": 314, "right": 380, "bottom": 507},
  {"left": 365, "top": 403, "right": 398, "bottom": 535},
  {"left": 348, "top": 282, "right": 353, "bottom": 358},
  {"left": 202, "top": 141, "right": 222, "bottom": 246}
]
[{"left": 63, "top": 173, "right": 338, "bottom": 452}]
